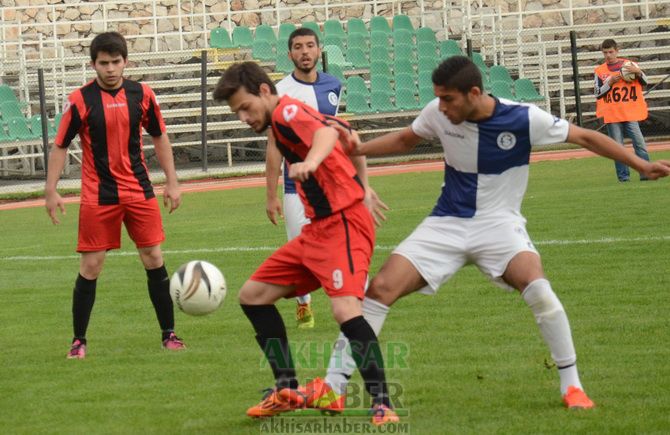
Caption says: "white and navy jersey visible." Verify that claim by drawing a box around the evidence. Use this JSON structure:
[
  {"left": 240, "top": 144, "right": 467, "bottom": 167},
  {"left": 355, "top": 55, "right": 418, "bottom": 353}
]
[
  {"left": 276, "top": 72, "right": 342, "bottom": 193},
  {"left": 412, "top": 98, "right": 570, "bottom": 219}
]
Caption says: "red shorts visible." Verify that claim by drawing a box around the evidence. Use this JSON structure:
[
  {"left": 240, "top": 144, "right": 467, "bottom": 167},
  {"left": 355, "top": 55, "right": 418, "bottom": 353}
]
[
  {"left": 251, "top": 201, "right": 375, "bottom": 299},
  {"left": 77, "top": 198, "right": 165, "bottom": 252}
]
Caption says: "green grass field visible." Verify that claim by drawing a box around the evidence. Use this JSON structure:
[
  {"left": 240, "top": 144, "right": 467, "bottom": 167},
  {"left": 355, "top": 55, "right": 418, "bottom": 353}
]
[{"left": 2, "top": 153, "right": 670, "bottom": 434}]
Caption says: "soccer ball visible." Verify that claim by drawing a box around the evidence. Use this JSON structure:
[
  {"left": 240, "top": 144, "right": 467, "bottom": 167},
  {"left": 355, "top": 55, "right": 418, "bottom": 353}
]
[
  {"left": 170, "top": 261, "right": 226, "bottom": 316},
  {"left": 620, "top": 61, "right": 638, "bottom": 82}
]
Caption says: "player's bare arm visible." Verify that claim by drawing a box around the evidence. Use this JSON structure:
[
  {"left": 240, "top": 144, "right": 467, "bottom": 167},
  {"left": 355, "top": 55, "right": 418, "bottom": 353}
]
[
  {"left": 152, "top": 133, "right": 181, "bottom": 213},
  {"left": 265, "top": 131, "right": 284, "bottom": 225},
  {"left": 44, "top": 145, "right": 68, "bottom": 225},
  {"left": 349, "top": 154, "right": 389, "bottom": 226},
  {"left": 566, "top": 124, "right": 670, "bottom": 179},
  {"left": 288, "top": 126, "right": 338, "bottom": 182}
]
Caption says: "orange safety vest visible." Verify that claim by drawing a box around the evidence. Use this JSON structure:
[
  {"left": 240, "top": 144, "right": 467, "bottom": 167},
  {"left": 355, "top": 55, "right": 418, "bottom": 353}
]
[{"left": 595, "top": 60, "right": 647, "bottom": 123}]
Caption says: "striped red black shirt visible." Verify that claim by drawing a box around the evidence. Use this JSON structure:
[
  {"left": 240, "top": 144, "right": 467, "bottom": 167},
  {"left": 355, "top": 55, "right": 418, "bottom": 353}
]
[
  {"left": 55, "top": 79, "right": 166, "bottom": 205},
  {"left": 271, "top": 95, "right": 364, "bottom": 219}
]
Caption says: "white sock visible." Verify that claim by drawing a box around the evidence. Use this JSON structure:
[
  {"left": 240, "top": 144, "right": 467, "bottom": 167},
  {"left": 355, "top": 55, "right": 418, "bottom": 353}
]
[
  {"left": 296, "top": 294, "right": 311, "bottom": 305},
  {"left": 522, "top": 278, "right": 583, "bottom": 395},
  {"left": 325, "top": 297, "right": 390, "bottom": 395}
]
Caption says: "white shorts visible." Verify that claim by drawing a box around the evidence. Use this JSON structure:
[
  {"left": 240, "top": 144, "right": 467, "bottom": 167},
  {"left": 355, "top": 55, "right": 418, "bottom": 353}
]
[
  {"left": 283, "top": 193, "right": 311, "bottom": 240},
  {"left": 393, "top": 215, "right": 539, "bottom": 293}
]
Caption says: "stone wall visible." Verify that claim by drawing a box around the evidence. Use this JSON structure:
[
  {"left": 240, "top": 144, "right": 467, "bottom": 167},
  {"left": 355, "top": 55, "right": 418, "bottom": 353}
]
[{"left": 1, "top": 0, "right": 667, "bottom": 60}]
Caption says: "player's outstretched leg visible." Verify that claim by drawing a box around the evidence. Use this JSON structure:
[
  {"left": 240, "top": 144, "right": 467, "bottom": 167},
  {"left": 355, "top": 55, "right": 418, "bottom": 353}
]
[
  {"left": 241, "top": 304, "right": 306, "bottom": 417},
  {"left": 522, "top": 278, "right": 594, "bottom": 409},
  {"left": 146, "top": 265, "right": 185, "bottom": 350},
  {"left": 68, "top": 274, "right": 97, "bottom": 359},
  {"left": 296, "top": 294, "right": 314, "bottom": 329}
]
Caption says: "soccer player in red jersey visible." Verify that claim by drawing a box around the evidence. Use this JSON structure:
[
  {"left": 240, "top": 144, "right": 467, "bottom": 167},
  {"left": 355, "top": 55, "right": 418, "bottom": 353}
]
[
  {"left": 212, "top": 62, "right": 398, "bottom": 426},
  {"left": 45, "top": 32, "right": 185, "bottom": 359}
]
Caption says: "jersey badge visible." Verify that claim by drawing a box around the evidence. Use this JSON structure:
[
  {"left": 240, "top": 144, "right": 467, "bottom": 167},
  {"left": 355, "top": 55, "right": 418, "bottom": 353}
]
[
  {"left": 496, "top": 131, "right": 517, "bottom": 150},
  {"left": 283, "top": 104, "right": 298, "bottom": 122},
  {"left": 328, "top": 92, "right": 338, "bottom": 106}
]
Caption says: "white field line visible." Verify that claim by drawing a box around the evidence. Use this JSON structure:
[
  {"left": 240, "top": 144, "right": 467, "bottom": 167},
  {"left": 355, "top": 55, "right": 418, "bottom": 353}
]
[{"left": 2, "top": 235, "right": 669, "bottom": 262}]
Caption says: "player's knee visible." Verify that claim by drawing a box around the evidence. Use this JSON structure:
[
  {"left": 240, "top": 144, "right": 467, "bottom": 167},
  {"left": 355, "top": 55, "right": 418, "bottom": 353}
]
[
  {"left": 368, "top": 274, "right": 397, "bottom": 306},
  {"left": 522, "top": 279, "right": 565, "bottom": 317}
]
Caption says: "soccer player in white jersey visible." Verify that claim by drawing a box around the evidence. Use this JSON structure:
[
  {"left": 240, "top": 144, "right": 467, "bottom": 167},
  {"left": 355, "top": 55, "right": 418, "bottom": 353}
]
[
  {"left": 265, "top": 28, "right": 387, "bottom": 329},
  {"left": 303, "top": 56, "right": 670, "bottom": 410}
]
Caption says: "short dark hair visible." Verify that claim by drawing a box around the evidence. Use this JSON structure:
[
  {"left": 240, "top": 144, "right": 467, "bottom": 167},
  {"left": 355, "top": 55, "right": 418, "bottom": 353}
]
[
  {"left": 212, "top": 61, "right": 277, "bottom": 102},
  {"left": 90, "top": 32, "right": 128, "bottom": 62},
  {"left": 288, "top": 28, "right": 320, "bottom": 51},
  {"left": 432, "top": 56, "right": 483, "bottom": 94},
  {"left": 601, "top": 39, "right": 618, "bottom": 50}
]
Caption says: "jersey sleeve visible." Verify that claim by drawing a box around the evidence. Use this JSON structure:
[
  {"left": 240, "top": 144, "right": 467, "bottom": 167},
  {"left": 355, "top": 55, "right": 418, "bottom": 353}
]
[
  {"left": 410, "top": 99, "right": 439, "bottom": 140},
  {"left": 142, "top": 85, "right": 166, "bottom": 137},
  {"left": 528, "top": 104, "right": 569, "bottom": 147},
  {"left": 275, "top": 101, "right": 330, "bottom": 148},
  {"left": 54, "top": 95, "right": 82, "bottom": 149}
]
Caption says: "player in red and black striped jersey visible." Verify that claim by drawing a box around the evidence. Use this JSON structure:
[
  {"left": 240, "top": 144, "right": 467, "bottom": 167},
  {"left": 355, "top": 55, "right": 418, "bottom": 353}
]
[
  {"left": 213, "top": 62, "right": 398, "bottom": 425},
  {"left": 45, "top": 32, "right": 185, "bottom": 359}
]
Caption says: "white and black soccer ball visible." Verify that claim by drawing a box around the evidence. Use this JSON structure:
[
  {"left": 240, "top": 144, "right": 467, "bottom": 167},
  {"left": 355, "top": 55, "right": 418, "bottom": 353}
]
[
  {"left": 170, "top": 261, "right": 226, "bottom": 316},
  {"left": 620, "top": 61, "right": 638, "bottom": 82}
]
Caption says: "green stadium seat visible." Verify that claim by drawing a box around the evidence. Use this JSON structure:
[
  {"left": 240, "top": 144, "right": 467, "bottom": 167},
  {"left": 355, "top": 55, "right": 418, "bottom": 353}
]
[
  {"left": 49, "top": 113, "right": 62, "bottom": 137},
  {"left": 0, "top": 101, "right": 23, "bottom": 121},
  {"left": 370, "top": 90, "right": 395, "bottom": 112},
  {"left": 418, "top": 70, "right": 432, "bottom": 89},
  {"left": 370, "top": 16, "right": 391, "bottom": 34},
  {"left": 417, "top": 41, "right": 437, "bottom": 60},
  {"left": 326, "top": 63, "right": 346, "bottom": 83},
  {"left": 0, "top": 85, "right": 18, "bottom": 103},
  {"left": 252, "top": 40, "right": 275, "bottom": 61},
  {"left": 481, "top": 71, "right": 491, "bottom": 91},
  {"left": 0, "top": 125, "right": 11, "bottom": 142},
  {"left": 394, "top": 72, "right": 416, "bottom": 92},
  {"left": 370, "top": 47, "right": 392, "bottom": 65},
  {"left": 419, "top": 85, "right": 435, "bottom": 105},
  {"left": 323, "top": 34, "right": 345, "bottom": 52},
  {"left": 394, "top": 43, "right": 416, "bottom": 63},
  {"left": 346, "top": 47, "right": 369, "bottom": 69},
  {"left": 370, "top": 60, "right": 391, "bottom": 78},
  {"left": 489, "top": 65, "right": 513, "bottom": 84},
  {"left": 440, "top": 39, "right": 462, "bottom": 59},
  {"left": 278, "top": 23, "right": 296, "bottom": 41},
  {"left": 370, "top": 75, "right": 394, "bottom": 97},
  {"left": 393, "top": 58, "right": 414, "bottom": 77},
  {"left": 324, "top": 19, "right": 346, "bottom": 38},
  {"left": 347, "top": 33, "right": 368, "bottom": 53},
  {"left": 417, "top": 57, "right": 438, "bottom": 74},
  {"left": 490, "top": 81, "right": 515, "bottom": 100},
  {"left": 392, "top": 29, "right": 414, "bottom": 47},
  {"left": 392, "top": 15, "right": 414, "bottom": 33},
  {"left": 209, "top": 27, "right": 234, "bottom": 49},
  {"left": 514, "top": 78, "right": 544, "bottom": 102},
  {"left": 416, "top": 27, "right": 437, "bottom": 45},
  {"left": 301, "top": 21, "right": 322, "bottom": 39},
  {"left": 345, "top": 91, "right": 371, "bottom": 113},
  {"left": 323, "top": 45, "right": 351, "bottom": 68},
  {"left": 275, "top": 52, "right": 294, "bottom": 73},
  {"left": 346, "top": 76, "right": 368, "bottom": 95},
  {"left": 347, "top": 18, "right": 368, "bottom": 36},
  {"left": 370, "top": 31, "right": 390, "bottom": 49},
  {"left": 7, "top": 117, "right": 38, "bottom": 140},
  {"left": 232, "top": 26, "right": 254, "bottom": 48},
  {"left": 471, "top": 52, "right": 489, "bottom": 73},
  {"left": 30, "top": 115, "right": 47, "bottom": 139},
  {"left": 255, "top": 24, "right": 277, "bottom": 45},
  {"left": 395, "top": 88, "right": 420, "bottom": 110}
]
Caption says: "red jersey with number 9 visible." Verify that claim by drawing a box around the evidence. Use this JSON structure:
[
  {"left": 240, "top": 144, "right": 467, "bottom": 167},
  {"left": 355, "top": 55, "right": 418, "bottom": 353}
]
[{"left": 270, "top": 95, "right": 364, "bottom": 219}]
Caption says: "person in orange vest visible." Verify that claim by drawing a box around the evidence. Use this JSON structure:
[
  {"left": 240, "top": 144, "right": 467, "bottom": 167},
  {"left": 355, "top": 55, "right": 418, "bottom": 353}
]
[{"left": 594, "top": 38, "right": 650, "bottom": 182}]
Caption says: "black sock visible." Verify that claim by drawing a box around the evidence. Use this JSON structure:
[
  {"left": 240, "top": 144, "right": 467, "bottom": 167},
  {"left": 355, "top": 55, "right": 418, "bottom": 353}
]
[
  {"left": 72, "top": 274, "right": 96, "bottom": 342},
  {"left": 340, "top": 316, "right": 391, "bottom": 408},
  {"left": 146, "top": 265, "right": 174, "bottom": 338},
  {"left": 241, "top": 304, "right": 298, "bottom": 390}
]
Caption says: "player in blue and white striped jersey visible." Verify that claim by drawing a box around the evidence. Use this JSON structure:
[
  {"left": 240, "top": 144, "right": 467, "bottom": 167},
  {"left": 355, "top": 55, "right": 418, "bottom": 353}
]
[
  {"left": 318, "top": 56, "right": 670, "bottom": 409},
  {"left": 265, "top": 28, "right": 387, "bottom": 330}
]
